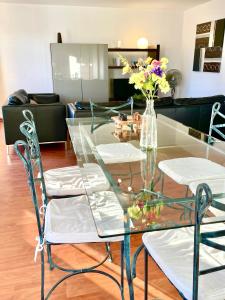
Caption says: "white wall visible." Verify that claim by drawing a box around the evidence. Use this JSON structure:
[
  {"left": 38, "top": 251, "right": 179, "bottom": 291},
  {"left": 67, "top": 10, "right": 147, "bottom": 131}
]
[
  {"left": 0, "top": 3, "right": 183, "bottom": 115},
  {"left": 181, "top": 0, "right": 225, "bottom": 97}
]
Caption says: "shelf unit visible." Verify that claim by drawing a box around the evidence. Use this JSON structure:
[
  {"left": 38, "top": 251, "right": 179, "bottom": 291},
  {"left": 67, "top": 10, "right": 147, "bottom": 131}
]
[{"left": 108, "top": 45, "right": 160, "bottom": 69}]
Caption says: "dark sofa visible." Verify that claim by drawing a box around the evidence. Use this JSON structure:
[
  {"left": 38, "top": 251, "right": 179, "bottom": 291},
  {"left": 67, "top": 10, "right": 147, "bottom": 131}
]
[
  {"left": 2, "top": 92, "right": 67, "bottom": 145},
  {"left": 67, "top": 95, "right": 225, "bottom": 135}
]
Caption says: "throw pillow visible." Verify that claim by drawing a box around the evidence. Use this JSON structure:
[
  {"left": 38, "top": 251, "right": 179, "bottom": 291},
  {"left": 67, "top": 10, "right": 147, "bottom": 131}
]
[
  {"left": 31, "top": 94, "right": 59, "bottom": 104},
  {"left": 8, "top": 89, "right": 29, "bottom": 105}
]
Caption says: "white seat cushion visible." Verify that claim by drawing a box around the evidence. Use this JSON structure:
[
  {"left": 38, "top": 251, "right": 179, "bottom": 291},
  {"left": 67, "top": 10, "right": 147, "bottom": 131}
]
[
  {"left": 190, "top": 179, "right": 225, "bottom": 217},
  {"left": 143, "top": 223, "right": 225, "bottom": 300},
  {"left": 45, "top": 194, "right": 123, "bottom": 244},
  {"left": 158, "top": 157, "right": 225, "bottom": 185},
  {"left": 96, "top": 143, "right": 146, "bottom": 164},
  {"left": 44, "top": 163, "right": 110, "bottom": 197}
]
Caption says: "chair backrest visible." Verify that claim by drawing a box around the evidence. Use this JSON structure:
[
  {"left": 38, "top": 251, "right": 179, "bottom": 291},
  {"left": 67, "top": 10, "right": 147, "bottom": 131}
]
[
  {"left": 193, "top": 183, "right": 225, "bottom": 299},
  {"left": 22, "top": 109, "right": 35, "bottom": 126},
  {"left": 19, "top": 119, "right": 48, "bottom": 199},
  {"left": 89, "top": 97, "right": 133, "bottom": 132},
  {"left": 14, "top": 112, "right": 50, "bottom": 246},
  {"left": 208, "top": 102, "right": 225, "bottom": 143},
  {"left": 14, "top": 139, "right": 46, "bottom": 243}
]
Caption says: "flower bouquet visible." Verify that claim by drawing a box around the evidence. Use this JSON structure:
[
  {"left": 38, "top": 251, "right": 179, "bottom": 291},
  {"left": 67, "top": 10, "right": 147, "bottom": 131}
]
[{"left": 120, "top": 56, "right": 170, "bottom": 149}]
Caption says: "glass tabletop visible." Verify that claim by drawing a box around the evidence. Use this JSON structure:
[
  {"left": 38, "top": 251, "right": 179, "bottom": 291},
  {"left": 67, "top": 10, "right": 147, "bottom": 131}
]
[{"left": 66, "top": 114, "right": 225, "bottom": 238}]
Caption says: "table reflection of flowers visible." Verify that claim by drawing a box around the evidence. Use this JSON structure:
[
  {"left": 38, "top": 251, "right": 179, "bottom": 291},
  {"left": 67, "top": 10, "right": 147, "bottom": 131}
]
[{"left": 127, "top": 191, "right": 164, "bottom": 228}]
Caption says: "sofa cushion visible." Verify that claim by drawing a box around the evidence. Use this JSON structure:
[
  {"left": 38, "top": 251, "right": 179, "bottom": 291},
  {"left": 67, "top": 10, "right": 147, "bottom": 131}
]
[
  {"left": 174, "top": 95, "right": 225, "bottom": 106},
  {"left": 8, "top": 89, "right": 29, "bottom": 105},
  {"left": 133, "top": 97, "right": 174, "bottom": 108},
  {"left": 154, "top": 97, "right": 174, "bottom": 107},
  {"left": 30, "top": 93, "right": 59, "bottom": 104},
  {"left": 30, "top": 99, "right": 39, "bottom": 105}
]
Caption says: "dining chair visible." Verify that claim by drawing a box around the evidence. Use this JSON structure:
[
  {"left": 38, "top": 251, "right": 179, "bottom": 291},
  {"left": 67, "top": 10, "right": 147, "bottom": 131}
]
[
  {"left": 22, "top": 109, "right": 110, "bottom": 197},
  {"left": 158, "top": 102, "right": 225, "bottom": 195},
  {"left": 89, "top": 97, "right": 133, "bottom": 133},
  {"left": 189, "top": 178, "right": 225, "bottom": 217},
  {"left": 142, "top": 183, "right": 225, "bottom": 300},
  {"left": 14, "top": 121, "right": 124, "bottom": 300}
]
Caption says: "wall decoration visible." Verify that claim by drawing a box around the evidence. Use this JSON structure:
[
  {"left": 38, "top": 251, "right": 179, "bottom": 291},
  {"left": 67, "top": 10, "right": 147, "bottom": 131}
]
[{"left": 193, "top": 18, "right": 225, "bottom": 73}]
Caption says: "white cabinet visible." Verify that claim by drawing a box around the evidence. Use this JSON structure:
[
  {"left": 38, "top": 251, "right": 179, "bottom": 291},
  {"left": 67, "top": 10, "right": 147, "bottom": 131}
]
[{"left": 51, "top": 43, "right": 108, "bottom": 103}]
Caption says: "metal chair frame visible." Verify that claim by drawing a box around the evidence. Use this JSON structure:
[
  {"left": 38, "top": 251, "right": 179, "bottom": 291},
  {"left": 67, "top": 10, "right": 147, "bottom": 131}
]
[
  {"left": 159, "top": 101, "right": 225, "bottom": 196},
  {"left": 90, "top": 97, "right": 134, "bottom": 133},
  {"left": 142, "top": 183, "right": 225, "bottom": 300},
  {"left": 208, "top": 101, "right": 225, "bottom": 143},
  {"left": 14, "top": 120, "right": 125, "bottom": 300}
]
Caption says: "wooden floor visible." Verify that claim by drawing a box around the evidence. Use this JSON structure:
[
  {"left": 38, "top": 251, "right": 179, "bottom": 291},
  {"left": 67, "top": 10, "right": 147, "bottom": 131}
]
[{"left": 0, "top": 121, "right": 182, "bottom": 300}]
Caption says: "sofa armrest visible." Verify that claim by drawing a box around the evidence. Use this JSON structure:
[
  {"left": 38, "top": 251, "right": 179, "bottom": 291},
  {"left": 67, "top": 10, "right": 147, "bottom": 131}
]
[
  {"left": 67, "top": 103, "right": 77, "bottom": 118},
  {"left": 2, "top": 103, "right": 67, "bottom": 145}
]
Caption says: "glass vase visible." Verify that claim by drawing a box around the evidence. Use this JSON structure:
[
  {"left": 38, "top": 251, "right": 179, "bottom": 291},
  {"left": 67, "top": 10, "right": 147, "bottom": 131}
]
[{"left": 140, "top": 99, "right": 157, "bottom": 150}]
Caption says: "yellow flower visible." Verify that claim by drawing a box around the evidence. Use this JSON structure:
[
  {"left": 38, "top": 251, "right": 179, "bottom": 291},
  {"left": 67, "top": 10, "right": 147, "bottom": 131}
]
[
  {"left": 122, "top": 64, "right": 132, "bottom": 75},
  {"left": 151, "top": 73, "right": 160, "bottom": 82},
  {"left": 143, "top": 80, "right": 154, "bottom": 91},
  {"left": 158, "top": 79, "right": 170, "bottom": 94},
  {"left": 129, "top": 72, "right": 145, "bottom": 89},
  {"left": 160, "top": 57, "right": 169, "bottom": 64},
  {"left": 146, "top": 64, "right": 154, "bottom": 71},
  {"left": 145, "top": 57, "right": 152, "bottom": 64},
  {"left": 128, "top": 205, "right": 142, "bottom": 220}
]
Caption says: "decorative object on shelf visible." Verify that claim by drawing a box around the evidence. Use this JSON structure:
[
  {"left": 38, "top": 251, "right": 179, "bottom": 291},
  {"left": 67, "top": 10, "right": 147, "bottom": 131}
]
[
  {"left": 115, "top": 57, "right": 121, "bottom": 66},
  {"left": 166, "top": 69, "right": 182, "bottom": 98},
  {"left": 107, "top": 45, "right": 160, "bottom": 71},
  {"left": 193, "top": 18, "right": 225, "bottom": 73},
  {"left": 120, "top": 56, "right": 170, "bottom": 150},
  {"left": 117, "top": 40, "right": 122, "bottom": 48},
  {"left": 57, "top": 32, "right": 62, "bottom": 43},
  {"left": 137, "top": 37, "right": 149, "bottom": 49}
]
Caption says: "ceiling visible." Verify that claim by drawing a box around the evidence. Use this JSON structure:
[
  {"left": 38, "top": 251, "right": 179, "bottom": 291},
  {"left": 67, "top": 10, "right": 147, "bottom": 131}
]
[{"left": 0, "top": 0, "right": 211, "bottom": 10}]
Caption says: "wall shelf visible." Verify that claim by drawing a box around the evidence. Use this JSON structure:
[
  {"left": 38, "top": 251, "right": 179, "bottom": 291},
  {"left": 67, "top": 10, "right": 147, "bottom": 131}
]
[
  {"left": 108, "top": 66, "right": 123, "bottom": 69},
  {"left": 108, "top": 46, "right": 160, "bottom": 54},
  {"left": 108, "top": 45, "right": 160, "bottom": 69},
  {"left": 108, "top": 65, "right": 138, "bottom": 69}
]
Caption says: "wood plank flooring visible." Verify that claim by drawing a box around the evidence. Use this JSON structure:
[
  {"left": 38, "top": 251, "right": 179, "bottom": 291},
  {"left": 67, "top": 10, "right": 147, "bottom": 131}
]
[{"left": 0, "top": 122, "right": 182, "bottom": 300}]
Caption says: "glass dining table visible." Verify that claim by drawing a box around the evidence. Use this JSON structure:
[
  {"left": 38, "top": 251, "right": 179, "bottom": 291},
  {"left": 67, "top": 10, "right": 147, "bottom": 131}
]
[{"left": 66, "top": 114, "right": 225, "bottom": 300}]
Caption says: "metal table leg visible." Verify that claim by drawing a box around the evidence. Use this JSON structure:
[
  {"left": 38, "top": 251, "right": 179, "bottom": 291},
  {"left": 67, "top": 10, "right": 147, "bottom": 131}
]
[{"left": 124, "top": 234, "right": 135, "bottom": 300}]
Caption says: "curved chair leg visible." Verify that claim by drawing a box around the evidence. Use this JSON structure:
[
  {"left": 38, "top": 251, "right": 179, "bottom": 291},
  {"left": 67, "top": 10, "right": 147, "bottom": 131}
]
[
  {"left": 144, "top": 248, "right": 149, "bottom": 300},
  {"left": 131, "top": 244, "right": 144, "bottom": 278},
  {"left": 105, "top": 242, "right": 113, "bottom": 262}
]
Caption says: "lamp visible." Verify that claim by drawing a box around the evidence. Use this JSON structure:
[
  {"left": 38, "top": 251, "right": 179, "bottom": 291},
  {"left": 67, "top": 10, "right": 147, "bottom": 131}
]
[{"left": 137, "top": 37, "right": 148, "bottom": 49}]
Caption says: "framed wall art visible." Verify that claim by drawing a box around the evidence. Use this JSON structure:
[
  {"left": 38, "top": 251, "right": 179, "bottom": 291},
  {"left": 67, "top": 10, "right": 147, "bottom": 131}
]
[{"left": 193, "top": 18, "right": 225, "bottom": 73}]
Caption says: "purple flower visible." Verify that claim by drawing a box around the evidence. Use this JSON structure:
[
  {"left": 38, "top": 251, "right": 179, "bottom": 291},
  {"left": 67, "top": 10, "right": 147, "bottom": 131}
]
[{"left": 151, "top": 66, "right": 163, "bottom": 77}]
